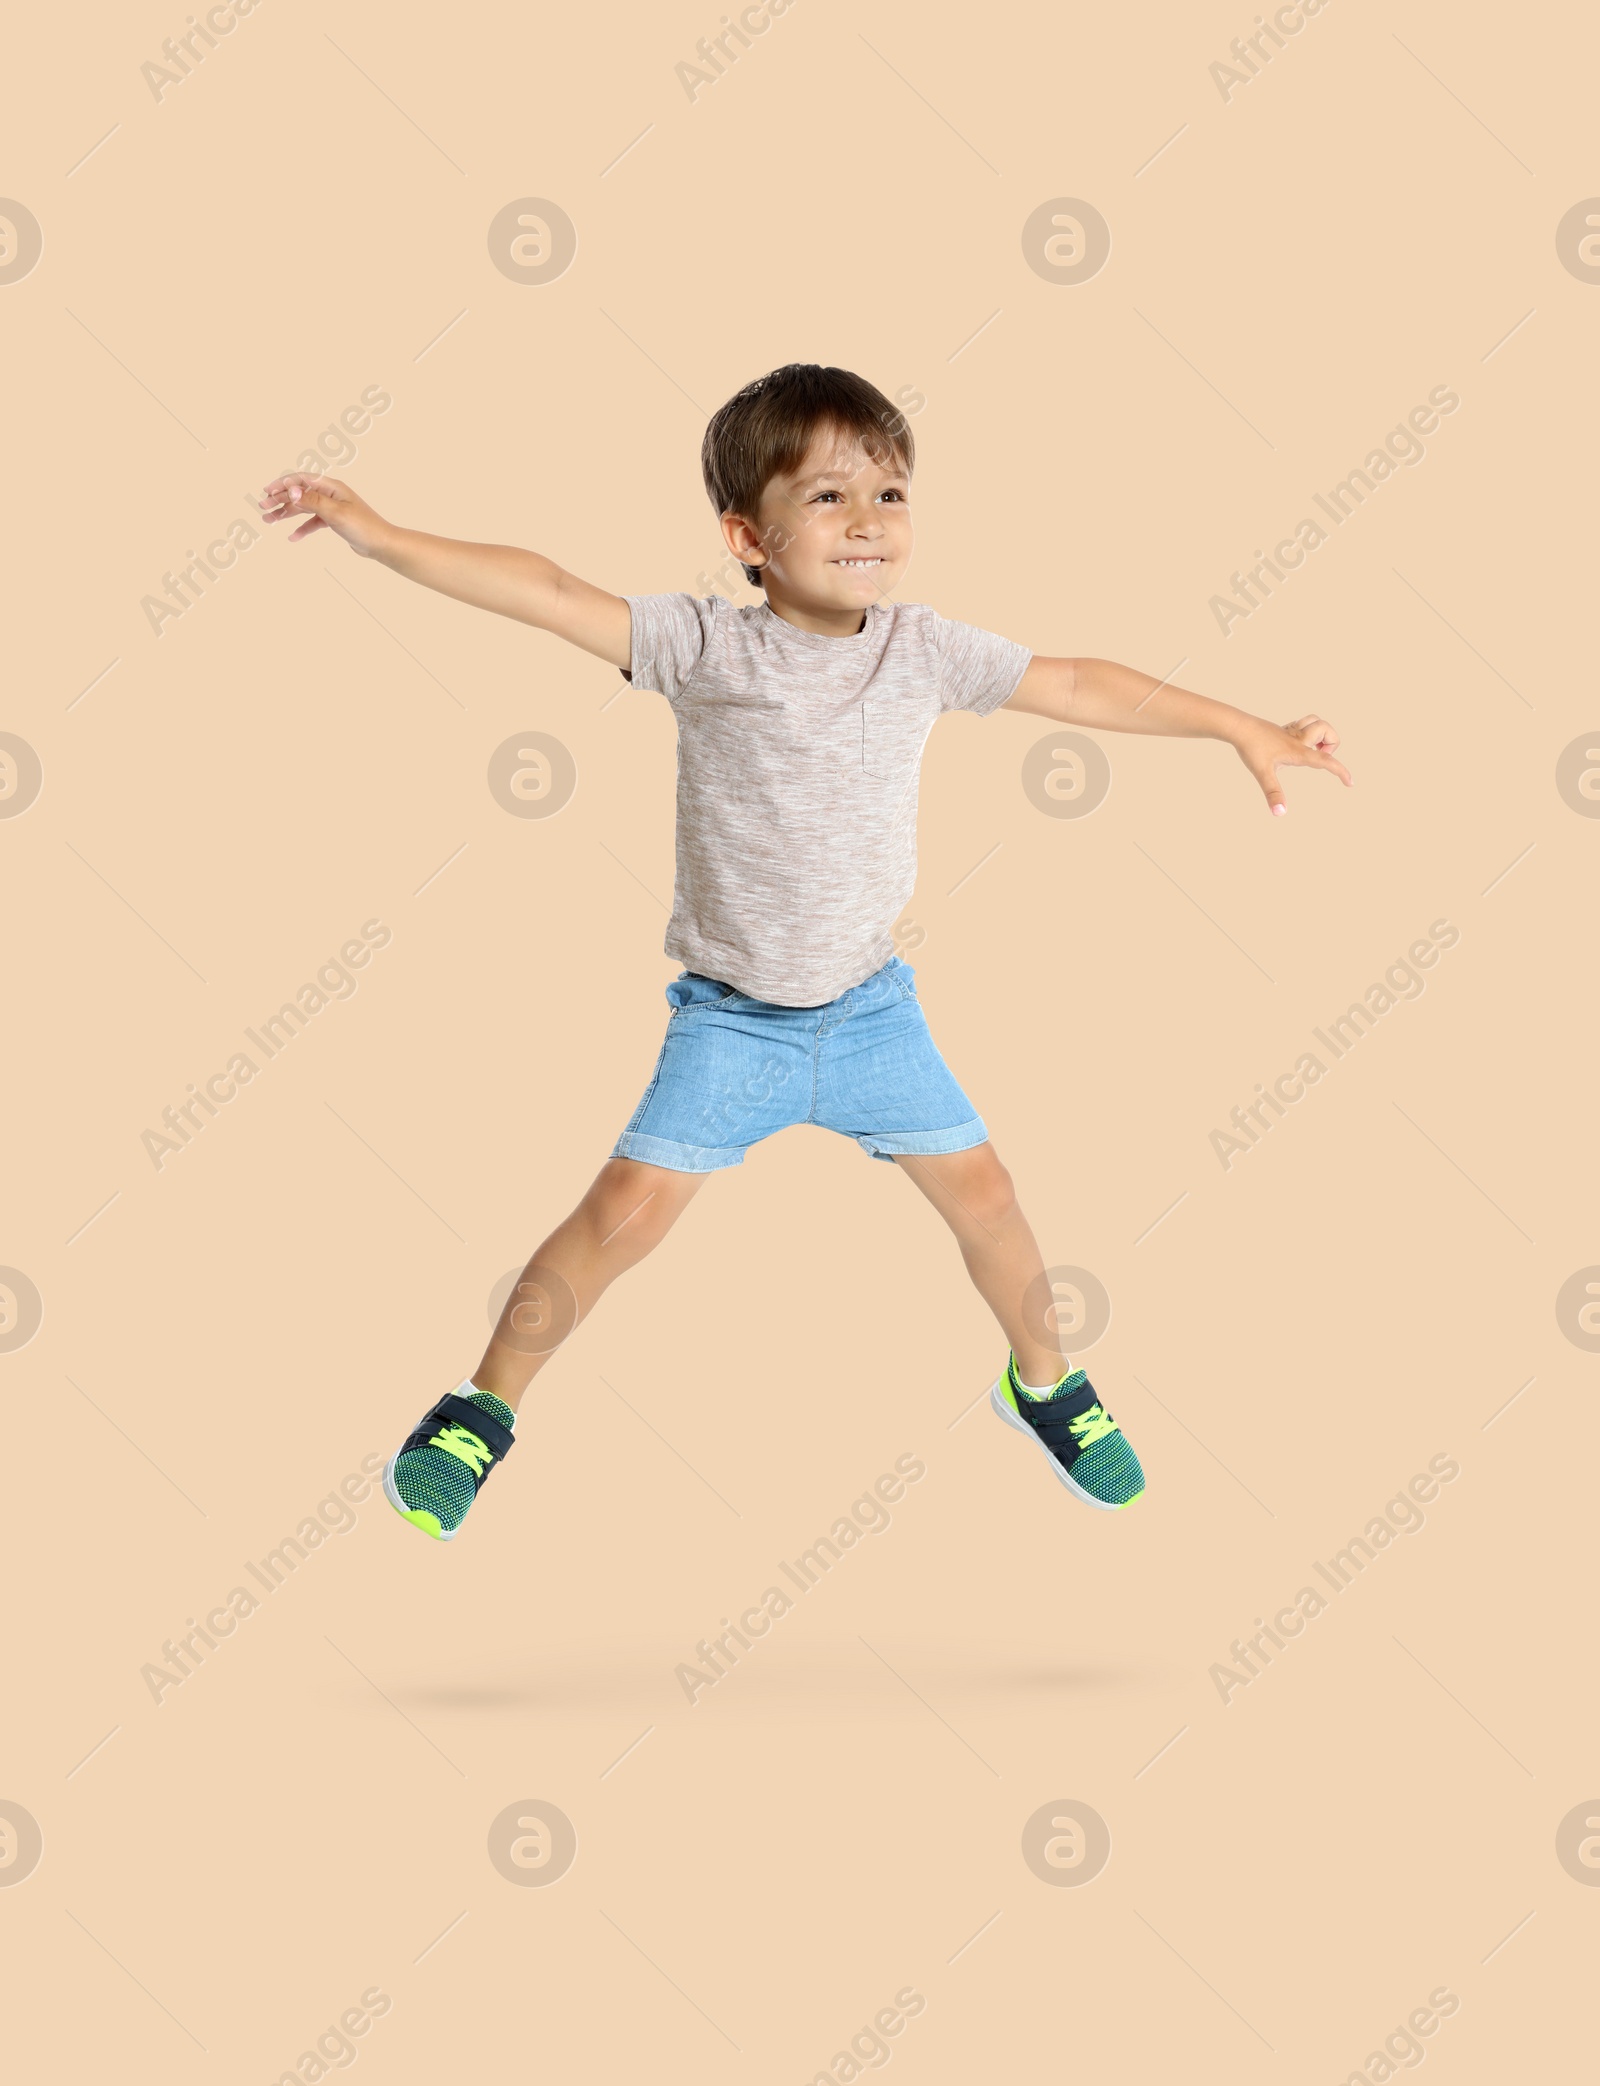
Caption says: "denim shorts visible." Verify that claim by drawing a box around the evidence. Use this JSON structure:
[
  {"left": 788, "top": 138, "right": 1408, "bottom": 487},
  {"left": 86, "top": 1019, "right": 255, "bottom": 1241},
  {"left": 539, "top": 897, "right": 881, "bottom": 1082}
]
[{"left": 611, "top": 955, "right": 989, "bottom": 1174}]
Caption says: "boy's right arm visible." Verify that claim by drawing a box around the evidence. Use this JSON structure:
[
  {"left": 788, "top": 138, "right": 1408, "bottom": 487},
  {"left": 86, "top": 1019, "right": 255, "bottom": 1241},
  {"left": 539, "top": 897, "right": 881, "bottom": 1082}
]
[{"left": 260, "top": 472, "right": 632, "bottom": 671}]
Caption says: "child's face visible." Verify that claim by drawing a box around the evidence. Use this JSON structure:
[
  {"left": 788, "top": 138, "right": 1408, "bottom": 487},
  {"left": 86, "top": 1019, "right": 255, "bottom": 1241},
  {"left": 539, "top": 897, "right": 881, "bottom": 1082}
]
[{"left": 727, "top": 426, "right": 913, "bottom": 622}]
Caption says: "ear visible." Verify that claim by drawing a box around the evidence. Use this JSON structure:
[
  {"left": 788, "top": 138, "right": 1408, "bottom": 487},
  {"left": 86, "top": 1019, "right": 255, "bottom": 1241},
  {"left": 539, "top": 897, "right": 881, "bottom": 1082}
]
[{"left": 719, "top": 509, "right": 768, "bottom": 569}]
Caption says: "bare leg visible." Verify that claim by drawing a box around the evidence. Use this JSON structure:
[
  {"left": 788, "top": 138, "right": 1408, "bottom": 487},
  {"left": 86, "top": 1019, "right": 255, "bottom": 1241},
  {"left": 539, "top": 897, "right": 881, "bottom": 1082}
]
[
  {"left": 473, "top": 1156, "right": 713, "bottom": 1411},
  {"left": 893, "top": 1143, "right": 1068, "bottom": 1384}
]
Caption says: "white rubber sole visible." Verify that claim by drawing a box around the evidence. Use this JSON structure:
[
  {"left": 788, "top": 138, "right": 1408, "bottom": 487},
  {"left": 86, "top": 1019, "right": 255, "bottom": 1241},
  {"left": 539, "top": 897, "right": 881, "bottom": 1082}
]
[
  {"left": 989, "top": 1377, "right": 1121, "bottom": 1511},
  {"left": 382, "top": 1450, "right": 463, "bottom": 1540}
]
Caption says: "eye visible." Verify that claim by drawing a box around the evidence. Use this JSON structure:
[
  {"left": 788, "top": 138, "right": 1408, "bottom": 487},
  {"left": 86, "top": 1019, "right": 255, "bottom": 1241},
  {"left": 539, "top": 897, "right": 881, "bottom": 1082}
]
[
  {"left": 811, "top": 489, "right": 841, "bottom": 504},
  {"left": 878, "top": 489, "right": 906, "bottom": 503}
]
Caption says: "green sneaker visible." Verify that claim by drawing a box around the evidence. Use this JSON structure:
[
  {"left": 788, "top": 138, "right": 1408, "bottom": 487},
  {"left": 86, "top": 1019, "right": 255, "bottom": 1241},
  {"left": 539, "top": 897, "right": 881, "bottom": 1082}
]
[
  {"left": 383, "top": 1385, "right": 517, "bottom": 1540},
  {"left": 991, "top": 1351, "right": 1145, "bottom": 1510}
]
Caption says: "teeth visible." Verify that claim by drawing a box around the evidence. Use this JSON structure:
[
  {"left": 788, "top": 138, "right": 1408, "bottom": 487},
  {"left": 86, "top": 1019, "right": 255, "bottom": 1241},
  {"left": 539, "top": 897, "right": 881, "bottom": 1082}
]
[{"left": 837, "top": 558, "right": 882, "bottom": 568}]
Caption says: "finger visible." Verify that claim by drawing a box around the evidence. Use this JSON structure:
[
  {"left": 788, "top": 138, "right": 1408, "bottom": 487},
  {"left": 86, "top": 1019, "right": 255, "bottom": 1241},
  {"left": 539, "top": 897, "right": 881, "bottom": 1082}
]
[
  {"left": 1254, "top": 765, "right": 1288, "bottom": 816},
  {"left": 262, "top": 472, "right": 323, "bottom": 500},
  {"left": 262, "top": 478, "right": 337, "bottom": 523},
  {"left": 287, "top": 514, "right": 328, "bottom": 542},
  {"left": 262, "top": 472, "right": 339, "bottom": 507},
  {"left": 1283, "top": 743, "right": 1353, "bottom": 787},
  {"left": 1287, "top": 715, "right": 1339, "bottom": 750}
]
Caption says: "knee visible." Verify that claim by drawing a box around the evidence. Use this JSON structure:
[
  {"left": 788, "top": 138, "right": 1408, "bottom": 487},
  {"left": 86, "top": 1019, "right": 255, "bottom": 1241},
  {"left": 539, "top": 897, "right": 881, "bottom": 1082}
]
[
  {"left": 587, "top": 1162, "right": 693, "bottom": 1248},
  {"left": 958, "top": 1152, "right": 1019, "bottom": 1231}
]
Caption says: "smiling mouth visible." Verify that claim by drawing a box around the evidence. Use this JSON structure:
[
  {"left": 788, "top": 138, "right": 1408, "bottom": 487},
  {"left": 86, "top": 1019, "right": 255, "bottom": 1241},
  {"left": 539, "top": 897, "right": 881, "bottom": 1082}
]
[{"left": 833, "top": 557, "right": 884, "bottom": 570}]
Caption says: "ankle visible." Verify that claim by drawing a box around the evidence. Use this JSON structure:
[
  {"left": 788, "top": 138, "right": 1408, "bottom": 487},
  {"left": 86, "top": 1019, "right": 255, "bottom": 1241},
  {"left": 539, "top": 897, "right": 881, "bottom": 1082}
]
[
  {"left": 470, "top": 1371, "right": 524, "bottom": 1416},
  {"left": 1013, "top": 1350, "right": 1069, "bottom": 1390}
]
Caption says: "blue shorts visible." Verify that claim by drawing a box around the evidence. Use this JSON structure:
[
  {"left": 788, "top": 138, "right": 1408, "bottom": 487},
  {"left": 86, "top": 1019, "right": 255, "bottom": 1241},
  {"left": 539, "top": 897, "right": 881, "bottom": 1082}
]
[{"left": 611, "top": 955, "right": 989, "bottom": 1175}]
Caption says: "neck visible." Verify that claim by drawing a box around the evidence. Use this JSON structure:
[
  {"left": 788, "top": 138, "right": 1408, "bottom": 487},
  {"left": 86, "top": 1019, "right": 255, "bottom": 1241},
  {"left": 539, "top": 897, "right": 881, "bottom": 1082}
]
[{"left": 761, "top": 590, "right": 870, "bottom": 638}]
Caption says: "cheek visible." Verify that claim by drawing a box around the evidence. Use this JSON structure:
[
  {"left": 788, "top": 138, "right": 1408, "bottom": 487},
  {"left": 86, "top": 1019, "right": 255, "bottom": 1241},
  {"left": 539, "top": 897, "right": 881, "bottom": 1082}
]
[{"left": 781, "top": 526, "right": 836, "bottom": 568}]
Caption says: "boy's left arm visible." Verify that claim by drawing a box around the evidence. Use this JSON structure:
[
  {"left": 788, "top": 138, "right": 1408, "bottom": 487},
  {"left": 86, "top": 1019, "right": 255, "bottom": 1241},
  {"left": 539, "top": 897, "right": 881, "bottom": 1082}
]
[{"left": 1002, "top": 656, "right": 1351, "bottom": 816}]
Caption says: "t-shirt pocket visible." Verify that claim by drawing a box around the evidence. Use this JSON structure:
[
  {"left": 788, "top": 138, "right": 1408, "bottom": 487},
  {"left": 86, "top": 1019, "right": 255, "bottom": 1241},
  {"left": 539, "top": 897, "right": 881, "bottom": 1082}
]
[{"left": 858, "top": 691, "right": 921, "bottom": 783}]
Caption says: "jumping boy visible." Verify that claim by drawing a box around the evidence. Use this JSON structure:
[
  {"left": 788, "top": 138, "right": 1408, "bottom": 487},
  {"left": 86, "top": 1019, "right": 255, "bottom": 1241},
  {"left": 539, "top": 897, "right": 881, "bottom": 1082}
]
[{"left": 262, "top": 363, "right": 1349, "bottom": 1539}]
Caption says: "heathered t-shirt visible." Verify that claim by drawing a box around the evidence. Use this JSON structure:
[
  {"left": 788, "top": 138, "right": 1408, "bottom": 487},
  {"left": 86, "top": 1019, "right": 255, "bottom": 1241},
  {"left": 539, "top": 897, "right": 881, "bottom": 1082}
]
[{"left": 623, "top": 593, "right": 1032, "bottom": 1006}]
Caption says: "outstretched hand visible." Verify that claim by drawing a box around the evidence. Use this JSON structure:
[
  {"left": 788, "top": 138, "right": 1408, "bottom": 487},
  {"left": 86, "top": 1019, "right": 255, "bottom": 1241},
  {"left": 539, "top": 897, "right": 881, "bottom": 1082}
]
[
  {"left": 260, "top": 473, "right": 389, "bottom": 559},
  {"left": 1231, "top": 713, "right": 1351, "bottom": 816}
]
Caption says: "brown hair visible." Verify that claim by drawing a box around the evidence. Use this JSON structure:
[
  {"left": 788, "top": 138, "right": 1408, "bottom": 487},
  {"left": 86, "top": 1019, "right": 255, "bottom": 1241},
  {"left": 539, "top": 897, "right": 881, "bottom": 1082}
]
[{"left": 701, "top": 364, "right": 916, "bottom": 586}]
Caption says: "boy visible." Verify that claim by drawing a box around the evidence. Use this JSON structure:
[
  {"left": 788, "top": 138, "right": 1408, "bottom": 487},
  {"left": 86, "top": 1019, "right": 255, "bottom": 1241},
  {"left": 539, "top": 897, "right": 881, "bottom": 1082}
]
[{"left": 262, "top": 363, "right": 1348, "bottom": 1539}]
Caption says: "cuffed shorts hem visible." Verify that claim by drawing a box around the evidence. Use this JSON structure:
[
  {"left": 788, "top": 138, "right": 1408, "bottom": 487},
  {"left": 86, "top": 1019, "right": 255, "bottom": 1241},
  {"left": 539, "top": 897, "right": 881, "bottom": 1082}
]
[
  {"left": 855, "top": 1116, "right": 990, "bottom": 1163},
  {"left": 610, "top": 1129, "right": 747, "bottom": 1174}
]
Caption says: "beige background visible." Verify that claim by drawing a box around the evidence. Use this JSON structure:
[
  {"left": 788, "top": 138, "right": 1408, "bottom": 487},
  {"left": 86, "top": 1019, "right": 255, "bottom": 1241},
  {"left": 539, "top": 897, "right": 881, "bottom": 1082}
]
[{"left": 4, "top": 0, "right": 1597, "bottom": 2076}]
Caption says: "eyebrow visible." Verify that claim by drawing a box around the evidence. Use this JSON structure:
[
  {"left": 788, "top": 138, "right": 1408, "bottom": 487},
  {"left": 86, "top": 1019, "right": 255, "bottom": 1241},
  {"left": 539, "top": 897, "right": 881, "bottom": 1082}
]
[{"left": 791, "top": 465, "right": 909, "bottom": 490}]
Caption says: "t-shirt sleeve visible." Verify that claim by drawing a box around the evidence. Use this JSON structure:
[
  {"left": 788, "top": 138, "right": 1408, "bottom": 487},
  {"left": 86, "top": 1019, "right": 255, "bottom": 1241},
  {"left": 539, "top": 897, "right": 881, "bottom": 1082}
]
[
  {"left": 932, "top": 611, "right": 1033, "bottom": 717},
  {"left": 621, "top": 593, "right": 717, "bottom": 705}
]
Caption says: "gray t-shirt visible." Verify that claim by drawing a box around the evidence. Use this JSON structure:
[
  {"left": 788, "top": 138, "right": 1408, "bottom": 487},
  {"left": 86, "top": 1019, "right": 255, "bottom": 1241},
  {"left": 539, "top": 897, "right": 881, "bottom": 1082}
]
[{"left": 623, "top": 593, "right": 1031, "bottom": 1006}]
